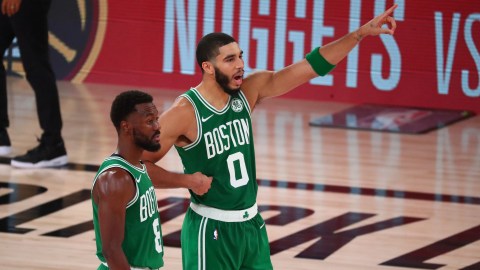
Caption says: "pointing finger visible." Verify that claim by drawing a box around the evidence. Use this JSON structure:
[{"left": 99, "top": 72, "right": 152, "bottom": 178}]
[
  {"left": 385, "top": 4, "right": 398, "bottom": 17},
  {"left": 377, "top": 4, "right": 398, "bottom": 25}
]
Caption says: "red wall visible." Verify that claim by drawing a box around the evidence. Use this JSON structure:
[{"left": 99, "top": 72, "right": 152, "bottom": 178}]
[{"left": 68, "top": 0, "right": 480, "bottom": 112}]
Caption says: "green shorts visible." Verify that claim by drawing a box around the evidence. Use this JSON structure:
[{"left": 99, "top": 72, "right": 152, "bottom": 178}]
[{"left": 181, "top": 206, "right": 273, "bottom": 270}]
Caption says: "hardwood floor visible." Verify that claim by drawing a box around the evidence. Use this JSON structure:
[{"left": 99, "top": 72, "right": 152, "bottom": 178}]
[{"left": 0, "top": 76, "right": 479, "bottom": 269}]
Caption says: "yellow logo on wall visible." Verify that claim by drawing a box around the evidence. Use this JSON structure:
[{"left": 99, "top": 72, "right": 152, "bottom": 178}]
[{"left": 3, "top": 0, "right": 107, "bottom": 83}]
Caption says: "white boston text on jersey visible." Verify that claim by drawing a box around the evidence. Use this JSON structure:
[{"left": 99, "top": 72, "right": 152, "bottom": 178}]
[
  {"left": 203, "top": 118, "right": 250, "bottom": 159},
  {"left": 139, "top": 186, "right": 158, "bottom": 222}
]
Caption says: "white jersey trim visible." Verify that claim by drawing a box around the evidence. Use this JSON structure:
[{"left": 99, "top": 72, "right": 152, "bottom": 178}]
[
  {"left": 101, "top": 262, "right": 160, "bottom": 270},
  {"left": 92, "top": 164, "right": 140, "bottom": 209},
  {"left": 179, "top": 94, "right": 203, "bottom": 151},
  {"left": 104, "top": 155, "right": 146, "bottom": 172},
  {"left": 191, "top": 88, "right": 230, "bottom": 115},
  {"left": 238, "top": 90, "right": 252, "bottom": 115}
]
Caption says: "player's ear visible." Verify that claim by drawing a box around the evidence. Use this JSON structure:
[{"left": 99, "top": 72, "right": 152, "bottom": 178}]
[
  {"left": 120, "top": 120, "right": 130, "bottom": 134},
  {"left": 202, "top": 61, "right": 214, "bottom": 75}
]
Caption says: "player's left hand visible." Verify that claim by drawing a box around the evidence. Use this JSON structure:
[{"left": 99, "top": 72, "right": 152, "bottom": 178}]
[{"left": 357, "top": 4, "right": 397, "bottom": 40}]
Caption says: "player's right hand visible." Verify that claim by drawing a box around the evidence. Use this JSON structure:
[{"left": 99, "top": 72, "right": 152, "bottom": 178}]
[{"left": 190, "top": 172, "right": 212, "bottom": 196}]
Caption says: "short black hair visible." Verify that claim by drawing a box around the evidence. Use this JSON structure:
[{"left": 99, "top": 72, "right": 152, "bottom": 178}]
[
  {"left": 110, "top": 90, "right": 153, "bottom": 130},
  {"left": 196, "top": 32, "right": 236, "bottom": 72}
]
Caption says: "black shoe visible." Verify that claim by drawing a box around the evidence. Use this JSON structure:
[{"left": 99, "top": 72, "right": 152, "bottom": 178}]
[
  {"left": 0, "top": 129, "right": 11, "bottom": 156},
  {"left": 11, "top": 138, "right": 68, "bottom": 168}
]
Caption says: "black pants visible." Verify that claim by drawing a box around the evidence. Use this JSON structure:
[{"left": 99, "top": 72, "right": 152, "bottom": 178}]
[{"left": 0, "top": 0, "right": 62, "bottom": 141}]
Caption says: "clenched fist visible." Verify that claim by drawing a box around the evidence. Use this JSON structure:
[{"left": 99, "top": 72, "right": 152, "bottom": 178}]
[{"left": 189, "top": 172, "right": 212, "bottom": 196}]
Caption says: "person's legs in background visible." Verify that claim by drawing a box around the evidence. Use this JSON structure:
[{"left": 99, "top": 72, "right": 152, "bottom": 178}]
[
  {"left": 2, "top": 0, "right": 67, "bottom": 167},
  {"left": 0, "top": 8, "right": 15, "bottom": 156}
]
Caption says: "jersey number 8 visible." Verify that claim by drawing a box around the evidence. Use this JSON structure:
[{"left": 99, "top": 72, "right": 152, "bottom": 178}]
[{"left": 152, "top": 218, "right": 163, "bottom": 253}]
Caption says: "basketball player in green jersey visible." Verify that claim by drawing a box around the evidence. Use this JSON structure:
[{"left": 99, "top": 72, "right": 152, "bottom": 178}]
[
  {"left": 142, "top": 5, "right": 398, "bottom": 269},
  {"left": 92, "top": 90, "right": 212, "bottom": 269}
]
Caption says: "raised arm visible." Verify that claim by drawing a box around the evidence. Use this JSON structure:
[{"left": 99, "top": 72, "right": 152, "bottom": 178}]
[
  {"left": 319, "top": 4, "right": 397, "bottom": 64},
  {"left": 243, "top": 4, "right": 398, "bottom": 104}
]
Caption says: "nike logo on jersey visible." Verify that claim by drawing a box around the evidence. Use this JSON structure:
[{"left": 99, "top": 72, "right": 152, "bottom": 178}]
[
  {"left": 201, "top": 114, "right": 214, "bottom": 122},
  {"left": 135, "top": 176, "right": 141, "bottom": 183}
]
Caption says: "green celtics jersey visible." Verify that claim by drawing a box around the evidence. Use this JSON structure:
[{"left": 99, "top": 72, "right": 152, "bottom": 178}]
[
  {"left": 91, "top": 155, "right": 164, "bottom": 269},
  {"left": 175, "top": 88, "right": 257, "bottom": 210}
]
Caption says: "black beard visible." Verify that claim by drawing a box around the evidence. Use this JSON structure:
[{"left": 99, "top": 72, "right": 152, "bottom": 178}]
[
  {"left": 133, "top": 129, "right": 161, "bottom": 152},
  {"left": 214, "top": 66, "right": 239, "bottom": 95}
]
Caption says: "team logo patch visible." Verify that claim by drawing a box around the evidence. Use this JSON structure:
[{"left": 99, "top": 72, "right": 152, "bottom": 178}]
[{"left": 231, "top": 98, "right": 243, "bottom": 112}]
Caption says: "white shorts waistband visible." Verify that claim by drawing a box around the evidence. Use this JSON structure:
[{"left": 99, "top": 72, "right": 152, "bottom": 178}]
[{"left": 189, "top": 202, "right": 258, "bottom": 222}]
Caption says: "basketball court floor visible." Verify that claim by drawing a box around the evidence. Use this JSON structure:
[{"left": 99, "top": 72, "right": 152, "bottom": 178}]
[{"left": 0, "top": 76, "right": 479, "bottom": 269}]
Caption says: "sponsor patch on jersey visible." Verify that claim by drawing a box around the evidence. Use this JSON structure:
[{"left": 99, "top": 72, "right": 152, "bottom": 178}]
[{"left": 231, "top": 98, "right": 243, "bottom": 112}]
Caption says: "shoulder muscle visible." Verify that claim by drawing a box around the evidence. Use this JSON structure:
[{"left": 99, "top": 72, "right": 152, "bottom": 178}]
[{"left": 93, "top": 167, "right": 135, "bottom": 206}]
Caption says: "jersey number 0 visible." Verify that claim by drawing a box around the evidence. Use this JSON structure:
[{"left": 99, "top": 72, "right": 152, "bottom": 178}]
[{"left": 227, "top": 152, "right": 249, "bottom": 188}]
